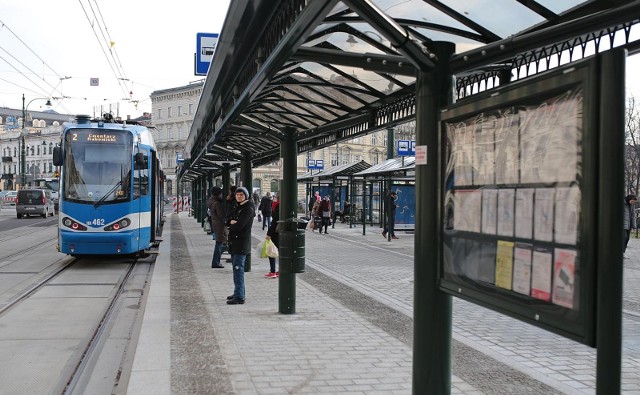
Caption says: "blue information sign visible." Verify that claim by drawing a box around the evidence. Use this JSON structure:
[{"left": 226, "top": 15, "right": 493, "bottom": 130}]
[
  {"left": 316, "top": 160, "right": 324, "bottom": 169},
  {"left": 195, "top": 33, "right": 219, "bottom": 76},
  {"left": 307, "top": 159, "right": 316, "bottom": 169},
  {"left": 397, "top": 140, "right": 410, "bottom": 156}
]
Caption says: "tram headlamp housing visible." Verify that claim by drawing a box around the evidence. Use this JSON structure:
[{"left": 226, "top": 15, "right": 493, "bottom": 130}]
[
  {"left": 104, "top": 218, "right": 131, "bottom": 231},
  {"left": 62, "top": 217, "right": 87, "bottom": 231}
]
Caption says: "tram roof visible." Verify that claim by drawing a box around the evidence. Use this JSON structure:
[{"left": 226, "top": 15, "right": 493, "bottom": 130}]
[{"left": 182, "top": 0, "right": 640, "bottom": 181}]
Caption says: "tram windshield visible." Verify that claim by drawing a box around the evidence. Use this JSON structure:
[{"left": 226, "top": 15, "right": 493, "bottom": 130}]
[{"left": 63, "top": 129, "right": 133, "bottom": 204}]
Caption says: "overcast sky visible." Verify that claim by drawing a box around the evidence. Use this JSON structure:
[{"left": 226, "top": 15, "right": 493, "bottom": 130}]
[
  {"left": 1, "top": 1, "right": 639, "bottom": 118},
  {"left": 0, "top": 0, "right": 231, "bottom": 117}
]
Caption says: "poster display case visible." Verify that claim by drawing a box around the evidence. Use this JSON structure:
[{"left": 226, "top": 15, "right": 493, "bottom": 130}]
[{"left": 439, "top": 58, "right": 600, "bottom": 345}]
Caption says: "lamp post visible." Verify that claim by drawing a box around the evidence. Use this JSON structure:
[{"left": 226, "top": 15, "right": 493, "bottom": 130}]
[{"left": 20, "top": 94, "right": 52, "bottom": 189}]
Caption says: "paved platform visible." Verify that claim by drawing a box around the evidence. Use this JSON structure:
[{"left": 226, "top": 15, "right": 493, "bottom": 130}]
[{"left": 126, "top": 211, "right": 640, "bottom": 394}]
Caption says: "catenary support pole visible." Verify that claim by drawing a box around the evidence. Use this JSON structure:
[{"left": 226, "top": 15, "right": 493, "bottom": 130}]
[
  {"left": 596, "top": 48, "right": 626, "bottom": 395},
  {"left": 242, "top": 151, "right": 253, "bottom": 272},
  {"left": 413, "top": 41, "right": 454, "bottom": 395},
  {"left": 279, "top": 127, "right": 298, "bottom": 314}
]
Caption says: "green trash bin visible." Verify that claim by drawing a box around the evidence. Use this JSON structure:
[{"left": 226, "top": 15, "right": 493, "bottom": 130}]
[{"left": 278, "top": 229, "right": 305, "bottom": 273}]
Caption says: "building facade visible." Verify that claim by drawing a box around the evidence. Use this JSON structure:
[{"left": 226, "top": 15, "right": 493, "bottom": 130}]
[{"left": 0, "top": 108, "right": 74, "bottom": 190}]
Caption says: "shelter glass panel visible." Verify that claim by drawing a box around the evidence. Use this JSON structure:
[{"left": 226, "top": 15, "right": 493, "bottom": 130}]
[{"left": 435, "top": 0, "right": 545, "bottom": 38}]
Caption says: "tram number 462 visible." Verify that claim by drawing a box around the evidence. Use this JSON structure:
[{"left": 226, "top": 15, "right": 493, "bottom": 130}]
[{"left": 90, "top": 219, "right": 106, "bottom": 226}]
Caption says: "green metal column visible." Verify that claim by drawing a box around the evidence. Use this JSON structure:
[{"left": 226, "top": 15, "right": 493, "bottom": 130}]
[
  {"left": 361, "top": 179, "right": 366, "bottom": 235},
  {"left": 279, "top": 127, "right": 299, "bottom": 314},
  {"left": 242, "top": 151, "right": 253, "bottom": 272},
  {"left": 596, "top": 48, "right": 626, "bottom": 394},
  {"left": 386, "top": 126, "right": 395, "bottom": 160},
  {"left": 413, "top": 41, "right": 454, "bottom": 395}
]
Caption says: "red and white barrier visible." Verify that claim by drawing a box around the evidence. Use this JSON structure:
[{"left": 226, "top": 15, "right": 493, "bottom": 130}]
[
  {"left": 172, "top": 197, "right": 177, "bottom": 213},
  {"left": 183, "top": 196, "right": 190, "bottom": 212}
]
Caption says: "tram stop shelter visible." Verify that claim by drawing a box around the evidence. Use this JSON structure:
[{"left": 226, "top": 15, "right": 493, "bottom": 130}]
[
  {"left": 353, "top": 156, "right": 416, "bottom": 231},
  {"left": 178, "top": 1, "right": 640, "bottom": 392},
  {"left": 298, "top": 160, "right": 370, "bottom": 216}
]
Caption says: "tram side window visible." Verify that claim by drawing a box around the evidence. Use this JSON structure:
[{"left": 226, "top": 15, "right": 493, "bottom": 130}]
[{"left": 134, "top": 149, "right": 149, "bottom": 198}]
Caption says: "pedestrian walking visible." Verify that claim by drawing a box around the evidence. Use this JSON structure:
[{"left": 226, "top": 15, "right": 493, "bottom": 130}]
[
  {"left": 208, "top": 187, "right": 226, "bottom": 268},
  {"left": 259, "top": 192, "right": 273, "bottom": 231},
  {"left": 382, "top": 190, "right": 399, "bottom": 240},
  {"left": 311, "top": 195, "right": 321, "bottom": 232},
  {"left": 226, "top": 187, "right": 255, "bottom": 305},
  {"left": 252, "top": 191, "right": 260, "bottom": 211},
  {"left": 319, "top": 195, "right": 332, "bottom": 234},
  {"left": 265, "top": 197, "right": 281, "bottom": 278},
  {"left": 624, "top": 194, "right": 637, "bottom": 258}
]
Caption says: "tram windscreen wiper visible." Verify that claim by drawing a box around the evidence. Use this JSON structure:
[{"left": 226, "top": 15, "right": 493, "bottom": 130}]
[{"left": 94, "top": 179, "right": 122, "bottom": 208}]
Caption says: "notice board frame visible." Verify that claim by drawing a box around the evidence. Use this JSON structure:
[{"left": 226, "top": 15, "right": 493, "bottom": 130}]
[{"left": 438, "top": 56, "right": 602, "bottom": 346}]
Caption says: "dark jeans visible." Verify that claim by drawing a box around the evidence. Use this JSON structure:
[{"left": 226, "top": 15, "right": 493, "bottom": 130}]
[
  {"left": 383, "top": 217, "right": 395, "bottom": 237},
  {"left": 268, "top": 256, "right": 277, "bottom": 273},
  {"left": 211, "top": 241, "right": 224, "bottom": 266},
  {"left": 321, "top": 217, "right": 331, "bottom": 232},
  {"left": 262, "top": 215, "right": 272, "bottom": 230},
  {"left": 624, "top": 229, "right": 631, "bottom": 252},
  {"left": 231, "top": 254, "right": 246, "bottom": 300}
]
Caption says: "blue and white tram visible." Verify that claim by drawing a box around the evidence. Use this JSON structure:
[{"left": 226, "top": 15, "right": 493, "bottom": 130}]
[{"left": 53, "top": 115, "right": 165, "bottom": 255}]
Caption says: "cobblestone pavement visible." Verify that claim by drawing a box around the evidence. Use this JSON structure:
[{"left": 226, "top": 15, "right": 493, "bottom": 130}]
[{"left": 132, "top": 212, "right": 640, "bottom": 394}]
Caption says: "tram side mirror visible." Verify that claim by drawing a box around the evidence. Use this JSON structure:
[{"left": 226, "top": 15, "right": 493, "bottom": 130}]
[
  {"left": 134, "top": 152, "right": 148, "bottom": 170},
  {"left": 53, "top": 147, "right": 63, "bottom": 166}
]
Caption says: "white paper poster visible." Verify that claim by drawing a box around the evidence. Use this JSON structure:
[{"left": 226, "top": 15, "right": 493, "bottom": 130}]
[
  {"left": 531, "top": 247, "right": 552, "bottom": 301},
  {"left": 513, "top": 243, "right": 533, "bottom": 295},
  {"left": 515, "top": 189, "right": 534, "bottom": 239},
  {"left": 497, "top": 189, "right": 515, "bottom": 237},
  {"left": 482, "top": 189, "right": 498, "bottom": 235},
  {"left": 552, "top": 248, "right": 577, "bottom": 309},
  {"left": 554, "top": 186, "right": 580, "bottom": 245},
  {"left": 534, "top": 188, "right": 555, "bottom": 242}
]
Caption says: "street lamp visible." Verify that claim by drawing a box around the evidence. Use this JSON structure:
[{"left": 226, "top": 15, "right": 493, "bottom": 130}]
[{"left": 20, "top": 94, "right": 52, "bottom": 188}]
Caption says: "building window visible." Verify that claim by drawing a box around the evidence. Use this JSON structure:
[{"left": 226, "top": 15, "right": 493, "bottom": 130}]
[
  {"left": 37, "top": 145, "right": 40, "bottom": 155},
  {"left": 371, "top": 135, "right": 377, "bottom": 145},
  {"left": 157, "top": 109, "right": 162, "bottom": 119},
  {"left": 167, "top": 126, "right": 173, "bottom": 140},
  {"left": 331, "top": 153, "right": 338, "bottom": 166},
  {"left": 49, "top": 143, "right": 53, "bottom": 154},
  {"left": 177, "top": 105, "right": 182, "bottom": 116},
  {"left": 168, "top": 107, "right": 172, "bottom": 118},
  {"left": 14, "top": 147, "right": 17, "bottom": 157},
  {"left": 189, "top": 104, "right": 194, "bottom": 114}
]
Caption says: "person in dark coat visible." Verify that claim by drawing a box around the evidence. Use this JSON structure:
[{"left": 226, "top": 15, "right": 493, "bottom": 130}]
[
  {"left": 624, "top": 194, "right": 638, "bottom": 257},
  {"left": 208, "top": 187, "right": 226, "bottom": 268},
  {"left": 319, "top": 195, "right": 332, "bottom": 234},
  {"left": 382, "top": 191, "right": 399, "bottom": 240},
  {"left": 258, "top": 192, "right": 273, "bottom": 231},
  {"left": 264, "top": 199, "right": 280, "bottom": 278},
  {"left": 226, "top": 187, "right": 255, "bottom": 305}
]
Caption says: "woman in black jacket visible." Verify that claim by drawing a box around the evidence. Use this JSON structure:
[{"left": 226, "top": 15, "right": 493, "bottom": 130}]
[
  {"left": 226, "top": 187, "right": 255, "bottom": 305},
  {"left": 265, "top": 198, "right": 280, "bottom": 278}
]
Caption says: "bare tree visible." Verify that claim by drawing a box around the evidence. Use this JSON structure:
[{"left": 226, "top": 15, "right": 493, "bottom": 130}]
[{"left": 625, "top": 94, "right": 640, "bottom": 194}]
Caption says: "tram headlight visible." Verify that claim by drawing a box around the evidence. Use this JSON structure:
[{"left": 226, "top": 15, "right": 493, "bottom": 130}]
[
  {"left": 62, "top": 217, "right": 87, "bottom": 231},
  {"left": 104, "top": 218, "right": 131, "bottom": 231}
]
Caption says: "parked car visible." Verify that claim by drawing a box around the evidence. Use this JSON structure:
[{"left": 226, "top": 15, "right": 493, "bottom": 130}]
[
  {"left": 2, "top": 191, "right": 18, "bottom": 206},
  {"left": 16, "top": 189, "right": 55, "bottom": 218}
]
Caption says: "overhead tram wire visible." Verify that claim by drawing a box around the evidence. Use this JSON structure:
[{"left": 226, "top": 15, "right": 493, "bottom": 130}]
[
  {"left": 78, "top": 0, "right": 132, "bottom": 99},
  {"left": 0, "top": 20, "right": 67, "bottom": 99},
  {"left": 90, "top": 0, "right": 132, "bottom": 94}
]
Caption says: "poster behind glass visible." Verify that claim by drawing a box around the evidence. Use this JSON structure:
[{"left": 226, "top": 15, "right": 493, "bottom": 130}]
[{"left": 441, "top": 84, "right": 588, "bottom": 341}]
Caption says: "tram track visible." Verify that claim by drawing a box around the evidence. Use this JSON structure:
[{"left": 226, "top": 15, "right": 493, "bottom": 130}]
[
  {"left": 0, "top": 251, "right": 155, "bottom": 395},
  {"left": 61, "top": 260, "right": 138, "bottom": 395}
]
